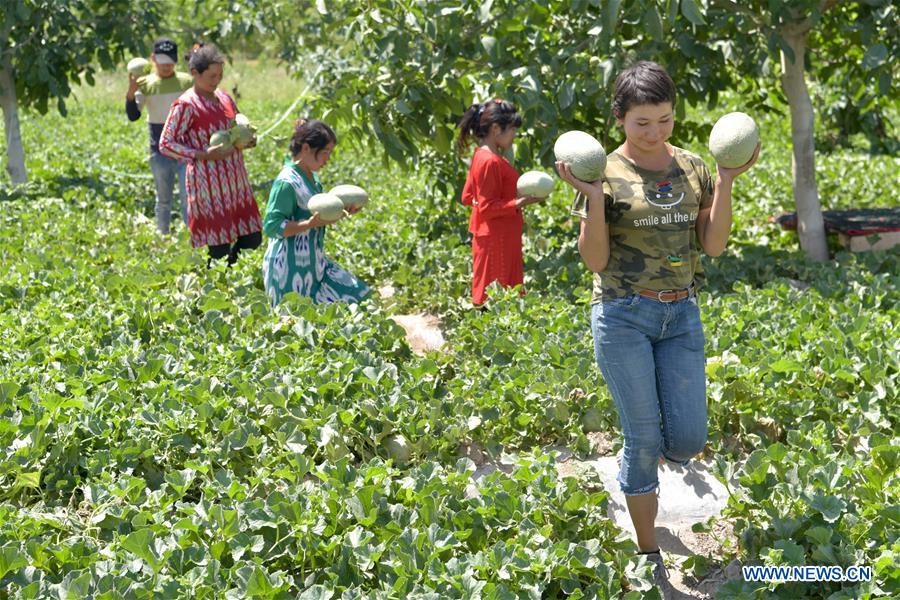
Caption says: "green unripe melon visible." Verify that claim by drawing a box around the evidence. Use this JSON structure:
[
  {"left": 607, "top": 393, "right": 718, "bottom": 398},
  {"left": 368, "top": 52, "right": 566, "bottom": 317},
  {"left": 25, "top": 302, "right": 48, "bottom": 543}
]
[
  {"left": 127, "top": 57, "right": 151, "bottom": 77},
  {"left": 329, "top": 184, "right": 369, "bottom": 209},
  {"left": 517, "top": 171, "right": 555, "bottom": 198},
  {"left": 308, "top": 193, "right": 345, "bottom": 221},
  {"left": 581, "top": 407, "right": 604, "bottom": 433},
  {"left": 208, "top": 130, "right": 233, "bottom": 151},
  {"left": 229, "top": 113, "right": 256, "bottom": 149},
  {"left": 230, "top": 124, "right": 255, "bottom": 149},
  {"left": 383, "top": 434, "right": 411, "bottom": 466},
  {"left": 708, "top": 112, "right": 759, "bottom": 168},
  {"left": 554, "top": 130, "right": 607, "bottom": 182}
]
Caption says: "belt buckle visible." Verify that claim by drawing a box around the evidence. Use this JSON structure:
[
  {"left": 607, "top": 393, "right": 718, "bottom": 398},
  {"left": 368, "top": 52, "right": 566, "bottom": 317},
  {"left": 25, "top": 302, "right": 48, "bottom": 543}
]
[{"left": 656, "top": 289, "right": 676, "bottom": 303}]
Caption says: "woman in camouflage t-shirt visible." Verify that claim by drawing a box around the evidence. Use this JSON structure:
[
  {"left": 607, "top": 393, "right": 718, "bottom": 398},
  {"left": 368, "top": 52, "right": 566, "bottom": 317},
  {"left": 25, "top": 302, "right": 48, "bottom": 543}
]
[{"left": 556, "top": 61, "right": 759, "bottom": 596}]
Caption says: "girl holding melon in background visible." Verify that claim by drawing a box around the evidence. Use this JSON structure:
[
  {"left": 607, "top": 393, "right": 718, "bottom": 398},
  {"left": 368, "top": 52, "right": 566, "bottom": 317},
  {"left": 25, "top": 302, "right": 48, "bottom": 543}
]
[
  {"left": 159, "top": 44, "right": 261, "bottom": 267},
  {"left": 458, "top": 99, "right": 545, "bottom": 306},
  {"left": 556, "top": 61, "right": 759, "bottom": 597},
  {"left": 261, "top": 119, "right": 370, "bottom": 307}
]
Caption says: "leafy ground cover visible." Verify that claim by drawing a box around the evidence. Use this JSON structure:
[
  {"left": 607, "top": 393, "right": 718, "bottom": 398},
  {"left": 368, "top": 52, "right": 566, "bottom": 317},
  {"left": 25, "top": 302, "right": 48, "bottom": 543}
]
[{"left": 0, "top": 64, "right": 897, "bottom": 598}]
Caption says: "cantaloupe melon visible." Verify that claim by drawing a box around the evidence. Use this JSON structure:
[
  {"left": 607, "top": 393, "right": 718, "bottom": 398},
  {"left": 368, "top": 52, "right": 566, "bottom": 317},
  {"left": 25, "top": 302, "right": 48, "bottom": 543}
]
[
  {"left": 308, "top": 193, "right": 345, "bottom": 221},
  {"left": 208, "top": 130, "right": 233, "bottom": 151},
  {"left": 230, "top": 114, "right": 256, "bottom": 149},
  {"left": 708, "top": 112, "right": 759, "bottom": 168},
  {"left": 329, "top": 184, "right": 369, "bottom": 209},
  {"left": 554, "top": 131, "right": 607, "bottom": 182},
  {"left": 517, "top": 171, "right": 555, "bottom": 198},
  {"left": 231, "top": 125, "right": 254, "bottom": 149},
  {"left": 127, "top": 58, "right": 151, "bottom": 78}
]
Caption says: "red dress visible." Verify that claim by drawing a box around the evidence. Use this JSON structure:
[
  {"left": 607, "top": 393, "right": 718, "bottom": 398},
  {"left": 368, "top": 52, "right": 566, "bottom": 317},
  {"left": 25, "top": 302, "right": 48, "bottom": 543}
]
[
  {"left": 159, "top": 88, "right": 262, "bottom": 248},
  {"left": 461, "top": 147, "right": 524, "bottom": 305}
]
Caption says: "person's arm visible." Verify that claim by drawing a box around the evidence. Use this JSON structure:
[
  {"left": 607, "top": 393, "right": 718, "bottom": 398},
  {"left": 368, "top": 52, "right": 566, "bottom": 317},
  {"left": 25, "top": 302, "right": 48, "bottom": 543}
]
[
  {"left": 578, "top": 197, "right": 610, "bottom": 273},
  {"left": 558, "top": 161, "right": 610, "bottom": 273},
  {"left": 159, "top": 101, "right": 198, "bottom": 162},
  {"left": 159, "top": 100, "right": 234, "bottom": 162},
  {"left": 125, "top": 75, "right": 141, "bottom": 121},
  {"left": 461, "top": 168, "right": 475, "bottom": 207},
  {"left": 695, "top": 143, "right": 760, "bottom": 257},
  {"left": 263, "top": 181, "right": 337, "bottom": 240},
  {"left": 282, "top": 213, "right": 336, "bottom": 237}
]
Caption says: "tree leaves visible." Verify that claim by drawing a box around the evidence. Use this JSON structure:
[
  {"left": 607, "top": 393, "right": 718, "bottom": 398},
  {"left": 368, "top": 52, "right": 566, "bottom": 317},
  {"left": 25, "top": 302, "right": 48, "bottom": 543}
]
[
  {"left": 602, "top": 0, "right": 624, "bottom": 33},
  {"left": 4, "top": 1, "right": 161, "bottom": 115},
  {"left": 644, "top": 5, "right": 665, "bottom": 39},
  {"left": 242, "top": 0, "right": 744, "bottom": 190},
  {"left": 861, "top": 43, "right": 888, "bottom": 70},
  {"left": 558, "top": 81, "right": 576, "bottom": 110},
  {"left": 680, "top": 0, "right": 707, "bottom": 26}
]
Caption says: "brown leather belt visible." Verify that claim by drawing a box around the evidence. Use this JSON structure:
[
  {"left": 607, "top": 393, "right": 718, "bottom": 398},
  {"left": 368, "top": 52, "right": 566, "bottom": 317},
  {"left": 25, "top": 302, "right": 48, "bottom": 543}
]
[{"left": 638, "top": 288, "right": 691, "bottom": 303}]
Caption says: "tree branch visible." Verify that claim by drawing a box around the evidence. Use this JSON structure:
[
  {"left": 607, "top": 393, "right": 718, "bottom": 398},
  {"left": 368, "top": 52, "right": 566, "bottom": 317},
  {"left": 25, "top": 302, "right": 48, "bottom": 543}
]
[
  {"left": 2, "top": 25, "right": 47, "bottom": 62},
  {"left": 0, "top": 25, "right": 13, "bottom": 61},
  {"left": 784, "top": 0, "right": 846, "bottom": 36}
]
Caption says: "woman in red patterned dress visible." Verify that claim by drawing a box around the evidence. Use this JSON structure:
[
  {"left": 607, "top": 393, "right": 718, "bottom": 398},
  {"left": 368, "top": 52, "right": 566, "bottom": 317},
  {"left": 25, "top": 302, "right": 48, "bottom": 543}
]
[
  {"left": 459, "top": 99, "right": 543, "bottom": 305},
  {"left": 160, "top": 44, "right": 262, "bottom": 266}
]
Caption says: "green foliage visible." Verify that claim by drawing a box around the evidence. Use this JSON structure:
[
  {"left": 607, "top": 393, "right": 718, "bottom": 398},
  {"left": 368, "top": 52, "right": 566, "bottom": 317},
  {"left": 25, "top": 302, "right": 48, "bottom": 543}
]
[
  {"left": 244, "top": 0, "right": 739, "bottom": 198},
  {"left": 0, "top": 0, "right": 162, "bottom": 115},
  {"left": 712, "top": 428, "right": 899, "bottom": 598},
  {"left": 194, "top": 0, "right": 900, "bottom": 200},
  {"left": 160, "top": 0, "right": 296, "bottom": 57},
  {"left": 704, "top": 0, "right": 899, "bottom": 152}
]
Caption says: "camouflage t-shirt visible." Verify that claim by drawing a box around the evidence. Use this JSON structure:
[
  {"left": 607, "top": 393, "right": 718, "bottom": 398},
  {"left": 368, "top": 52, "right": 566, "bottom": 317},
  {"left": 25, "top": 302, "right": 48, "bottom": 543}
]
[{"left": 571, "top": 146, "right": 714, "bottom": 303}]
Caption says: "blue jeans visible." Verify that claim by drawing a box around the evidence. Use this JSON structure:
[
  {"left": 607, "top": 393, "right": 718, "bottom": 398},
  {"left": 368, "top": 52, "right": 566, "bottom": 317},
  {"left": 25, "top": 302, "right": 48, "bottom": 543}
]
[
  {"left": 149, "top": 151, "right": 187, "bottom": 234},
  {"left": 591, "top": 293, "right": 708, "bottom": 496}
]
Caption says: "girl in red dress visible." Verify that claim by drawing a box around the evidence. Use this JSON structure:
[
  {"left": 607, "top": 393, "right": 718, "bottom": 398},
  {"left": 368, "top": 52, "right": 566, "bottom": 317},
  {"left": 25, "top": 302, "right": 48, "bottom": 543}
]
[
  {"left": 459, "top": 99, "right": 543, "bottom": 305},
  {"left": 160, "top": 44, "right": 262, "bottom": 266}
]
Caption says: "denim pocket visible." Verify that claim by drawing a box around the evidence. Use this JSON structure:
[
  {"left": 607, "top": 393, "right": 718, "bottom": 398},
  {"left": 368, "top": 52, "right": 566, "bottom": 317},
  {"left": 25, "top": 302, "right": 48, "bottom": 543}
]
[{"left": 603, "top": 294, "right": 641, "bottom": 309}]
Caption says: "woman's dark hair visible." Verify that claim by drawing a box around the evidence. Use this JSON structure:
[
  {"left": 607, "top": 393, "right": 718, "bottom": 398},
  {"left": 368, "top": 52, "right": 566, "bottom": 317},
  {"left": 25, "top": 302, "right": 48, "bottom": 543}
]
[
  {"left": 188, "top": 44, "right": 225, "bottom": 74},
  {"left": 457, "top": 98, "right": 523, "bottom": 150},
  {"left": 612, "top": 61, "right": 676, "bottom": 119},
  {"left": 290, "top": 119, "right": 337, "bottom": 157}
]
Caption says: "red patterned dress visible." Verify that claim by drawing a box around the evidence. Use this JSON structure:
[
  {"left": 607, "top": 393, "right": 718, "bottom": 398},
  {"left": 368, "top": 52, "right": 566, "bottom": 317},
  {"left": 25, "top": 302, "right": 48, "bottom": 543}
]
[
  {"left": 461, "top": 147, "right": 524, "bottom": 305},
  {"left": 159, "top": 88, "right": 261, "bottom": 248}
]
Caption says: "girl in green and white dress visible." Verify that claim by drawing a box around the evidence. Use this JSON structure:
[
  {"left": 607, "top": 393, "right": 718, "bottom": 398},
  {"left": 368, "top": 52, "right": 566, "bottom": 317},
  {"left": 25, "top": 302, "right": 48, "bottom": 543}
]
[{"left": 262, "top": 119, "right": 371, "bottom": 307}]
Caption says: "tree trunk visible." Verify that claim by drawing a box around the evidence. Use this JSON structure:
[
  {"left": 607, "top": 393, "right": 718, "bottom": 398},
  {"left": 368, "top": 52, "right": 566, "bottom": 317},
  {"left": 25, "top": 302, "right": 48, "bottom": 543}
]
[
  {"left": 780, "top": 27, "right": 828, "bottom": 261},
  {"left": 0, "top": 58, "right": 27, "bottom": 184}
]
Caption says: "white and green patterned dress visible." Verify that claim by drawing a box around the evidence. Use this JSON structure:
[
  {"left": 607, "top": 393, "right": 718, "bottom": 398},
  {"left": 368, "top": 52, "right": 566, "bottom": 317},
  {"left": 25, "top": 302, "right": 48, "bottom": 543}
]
[{"left": 262, "top": 159, "right": 370, "bottom": 307}]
